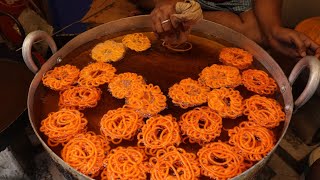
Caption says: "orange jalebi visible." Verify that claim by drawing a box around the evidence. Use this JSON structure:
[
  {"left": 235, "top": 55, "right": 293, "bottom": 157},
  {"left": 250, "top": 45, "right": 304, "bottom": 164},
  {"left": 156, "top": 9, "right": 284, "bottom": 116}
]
[
  {"left": 78, "top": 62, "right": 116, "bottom": 87},
  {"left": 197, "top": 141, "right": 244, "bottom": 180},
  {"left": 125, "top": 84, "right": 167, "bottom": 118},
  {"left": 91, "top": 40, "right": 126, "bottom": 62},
  {"left": 42, "top": 64, "right": 80, "bottom": 91},
  {"left": 207, "top": 87, "right": 244, "bottom": 119},
  {"left": 243, "top": 95, "right": 285, "bottom": 128},
  {"left": 40, "top": 108, "right": 88, "bottom": 147},
  {"left": 108, "top": 72, "right": 146, "bottom": 99},
  {"left": 100, "top": 107, "right": 144, "bottom": 144},
  {"left": 228, "top": 121, "right": 275, "bottom": 161},
  {"left": 61, "top": 132, "right": 110, "bottom": 178},
  {"left": 149, "top": 146, "right": 200, "bottom": 180},
  {"left": 179, "top": 106, "right": 222, "bottom": 145},
  {"left": 137, "top": 114, "right": 181, "bottom": 156},
  {"left": 59, "top": 86, "right": 102, "bottom": 110},
  {"left": 122, "top": 33, "right": 151, "bottom": 52},
  {"left": 219, "top": 47, "right": 253, "bottom": 70},
  {"left": 101, "top": 146, "right": 148, "bottom": 180},
  {"left": 242, "top": 69, "right": 278, "bottom": 95},
  {"left": 168, "top": 78, "right": 210, "bottom": 109},
  {"left": 198, "top": 64, "right": 242, "bottom": 89}
]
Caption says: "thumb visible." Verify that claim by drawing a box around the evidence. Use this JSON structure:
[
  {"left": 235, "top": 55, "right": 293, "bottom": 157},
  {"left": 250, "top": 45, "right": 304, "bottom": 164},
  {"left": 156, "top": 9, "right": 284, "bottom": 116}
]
[{"left": 170, "top": 15, "right": 182, "bottom": 29}]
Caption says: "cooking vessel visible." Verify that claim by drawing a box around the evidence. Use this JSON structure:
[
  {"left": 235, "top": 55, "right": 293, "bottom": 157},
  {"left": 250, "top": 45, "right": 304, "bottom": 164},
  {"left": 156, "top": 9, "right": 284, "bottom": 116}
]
[{"left": 22, "top": 15, "right": 320, "bottom": 179}]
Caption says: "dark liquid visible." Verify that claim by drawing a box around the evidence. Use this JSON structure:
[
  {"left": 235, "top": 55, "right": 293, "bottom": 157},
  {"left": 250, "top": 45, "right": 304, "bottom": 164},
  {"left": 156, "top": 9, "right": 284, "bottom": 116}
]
[{"left": 33, "top": 32, "right": 284, "bottom": 179}]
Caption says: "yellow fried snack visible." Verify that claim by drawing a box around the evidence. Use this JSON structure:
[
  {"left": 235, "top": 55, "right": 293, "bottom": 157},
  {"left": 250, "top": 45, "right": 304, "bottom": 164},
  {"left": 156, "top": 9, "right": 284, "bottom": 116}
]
[
  {"left": 108, "top": 72, "right": 146, "bottom": 99},
  {"left": 42, "top": 64, "right": 80, "bottom": 91},
  {"left": 199, "top": 64, "right": 242, "bottom": 89},
  {"left": 100, "top": 107, "right": 144, "bottom": 144},
  {"left": 40, "top": 108, "right": 88, "bottom": 147},
  {"left": 219, "top": 47, "right": 253, "bottom": 70},
  {"left": 101, "top": 146, "right": 148, "bottom": 180},
  {"left": 168, "top": 78, "right": 210, "bottom": 109},
  {"left": 228, "top": 121, "right": 275, "bottom": 161},
  {"left": 61, "top": 132, "right": 110, "bottom": 178},
  {"left": 59, "top": 86, "right": 102, "bottom": 110},
  {"left": 208, "top": 87, "right": 244, "bottom": 119},
  {"left": 198, "top": 142, "right": 244, "bottom": 179},
  {"left": 243, "top": 95, "right": 285, "bottom": 128},
  {"left": 137, "top": 115, "right": 181, "bottom": 156},
  {"left": 242, "top": 69, "right": 278, "bottom": 95},
  {"left": 78, "top": 62, "right": 116, "bottom": 87},
  {"left": 122, "top": 33, "right": 151, "bottom": 52},
  {"left": 91, "top": 40, "right": 126, "bottom": 62},
  {"left": 149, "top": 146, "right": 200, "bottom": 180},
  {"left": 179, "top": 106, "right": 222, "bottom": 145},
  {"left": 125, "top": 84, "right": 167, "bottom": 118}
]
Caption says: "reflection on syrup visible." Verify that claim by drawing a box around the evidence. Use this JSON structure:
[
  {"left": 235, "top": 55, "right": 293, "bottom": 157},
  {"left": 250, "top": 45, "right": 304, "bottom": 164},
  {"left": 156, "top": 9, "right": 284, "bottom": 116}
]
[{"left": 33, "top": 31, "right": 285, "bottom": 179}]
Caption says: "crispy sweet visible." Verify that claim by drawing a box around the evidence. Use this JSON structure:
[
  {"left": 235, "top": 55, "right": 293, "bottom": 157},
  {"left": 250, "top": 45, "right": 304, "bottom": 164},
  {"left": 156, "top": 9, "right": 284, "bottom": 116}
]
[
  {"left": 243, "top": 95, "right": 285, "bottom": 128},
  {"left": 179, "top": 106, "right": 222, "bottom": 145},
  {"left": 242, "top": 69, "right": 278, "bottom": 95},
  {"left": 40, "top": 108, "right": 88, "bottom": 147},
  {"left": 197, "top": 142, "right": 244, "bottom": 180},
  {"left": 137, "top": 115, "right": 181, "bottom": 156},
  {"left": 168, "top": 78, "right": 210, "bottom": 109},
  {"left": 59, "top": 86, "right": 102, "bottom": 110},
  {"left": 61, "top": 132, "right": 110, "bottom": 178},
  {"left": 108, "top": 72, "right": 146, "bottom": 99},
  {"left": 78, "top": 62, "right": 116, "bottom": 87},
  {"left": 198, "top": 64, "right": 242, "bottom": 89},
  {"left": 219, "top": 47, "right": 253, "bottom": 70},
  {"left": 91, "top": 40, "right": 126, "bottom": 62},
  {"left": 101, "top": 146, "right": 148, "bottom": 180},
  {"left": 149, "top": 146, "right": 200, "bottom": 180},
  {"left": 207, "top": 87, "right": 244, "bottom": 119},
  {"left": 122, "top": 33, "right": 151, "bottom": 52},
  {"left": 125, "top": 84, "right": 167, "bottom": 117},
  {"left": 228, "top": 121, "right": 275, "bottom": 161},
  {"left": 100, "top": 107, "right": 144, "bottom": 144},
  {"left": 42, "top": 64, "right": 80, "bottom": 91}
]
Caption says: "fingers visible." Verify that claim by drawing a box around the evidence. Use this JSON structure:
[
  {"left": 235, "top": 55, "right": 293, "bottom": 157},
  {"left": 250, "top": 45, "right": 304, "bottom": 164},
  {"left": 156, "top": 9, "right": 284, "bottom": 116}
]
[
  {"left": 269, "top": 38, "right": 300, "bottom": 58},
  {"left": 300, "top": 34, "right": 320, "bottom": 58},
  {"left": 289, "top": 33, "right": 307, "bottom": 57},
  {"left": 150, "top": 4, "right": 176, "bottom": 35},
  {"left": 151, "top": 11, "right": 164, "bottom": 34},
  {"left": 170, "top": 15, "right": 180, "bottom": 29},
  {"left": 161, "top": 17, "right": 174, "bottom": 32}
]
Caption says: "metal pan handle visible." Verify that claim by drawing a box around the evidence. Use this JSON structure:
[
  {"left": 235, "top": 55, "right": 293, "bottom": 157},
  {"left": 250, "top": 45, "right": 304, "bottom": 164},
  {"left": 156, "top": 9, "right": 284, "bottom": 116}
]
[
  {"left": 288, "top": 56, "right": 320, "bottom": 111},
  {"left": 22, "top": 30, "right": 57, "bottom": 74}
]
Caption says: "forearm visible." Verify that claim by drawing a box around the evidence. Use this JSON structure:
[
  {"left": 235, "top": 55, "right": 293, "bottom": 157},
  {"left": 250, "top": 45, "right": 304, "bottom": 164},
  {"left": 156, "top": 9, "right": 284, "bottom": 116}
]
[{"left": 254, "top": 0, "right": 283, "bottom": 37}]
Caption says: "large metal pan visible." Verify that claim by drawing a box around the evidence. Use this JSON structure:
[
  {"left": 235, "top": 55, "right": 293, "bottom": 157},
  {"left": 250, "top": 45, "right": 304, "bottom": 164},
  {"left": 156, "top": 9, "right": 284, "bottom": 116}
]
[{"left": 22, "top": 15, "right": 320, "bottom": 179}]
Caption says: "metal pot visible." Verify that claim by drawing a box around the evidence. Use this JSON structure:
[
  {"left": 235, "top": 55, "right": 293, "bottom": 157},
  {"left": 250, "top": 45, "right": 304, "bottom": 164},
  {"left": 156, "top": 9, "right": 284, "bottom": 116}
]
[{"left": 22, "top": 15, "right": 320, "bottom": 179}]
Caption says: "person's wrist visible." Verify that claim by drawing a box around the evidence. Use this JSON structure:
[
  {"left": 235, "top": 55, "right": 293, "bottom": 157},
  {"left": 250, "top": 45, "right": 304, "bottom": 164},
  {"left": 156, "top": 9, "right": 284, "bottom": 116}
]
[{"left": 264, "top": 25, "right": 282, "bottom": 41}]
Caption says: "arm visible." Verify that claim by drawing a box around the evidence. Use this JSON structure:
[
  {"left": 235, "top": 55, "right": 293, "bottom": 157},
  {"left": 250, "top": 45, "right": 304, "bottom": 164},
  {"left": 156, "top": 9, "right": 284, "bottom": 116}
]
[
  {"left": 254, "top": 0, "right": 282, "bottom": 37},
  {"left": 254, "top": 0, "right": 320, "bottom": 58}
]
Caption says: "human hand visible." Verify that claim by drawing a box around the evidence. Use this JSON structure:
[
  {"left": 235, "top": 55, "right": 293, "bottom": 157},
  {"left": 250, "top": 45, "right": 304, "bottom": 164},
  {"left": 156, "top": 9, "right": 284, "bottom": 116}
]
[
  {"left": 151, "top": 0, "right": 181, "bottom": 35},
  {"left": 150, "top": 0, "right": 202, "bottom": 45},
  {"left": 267, "top": 27, "right": 320, "bottom": 59}
]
